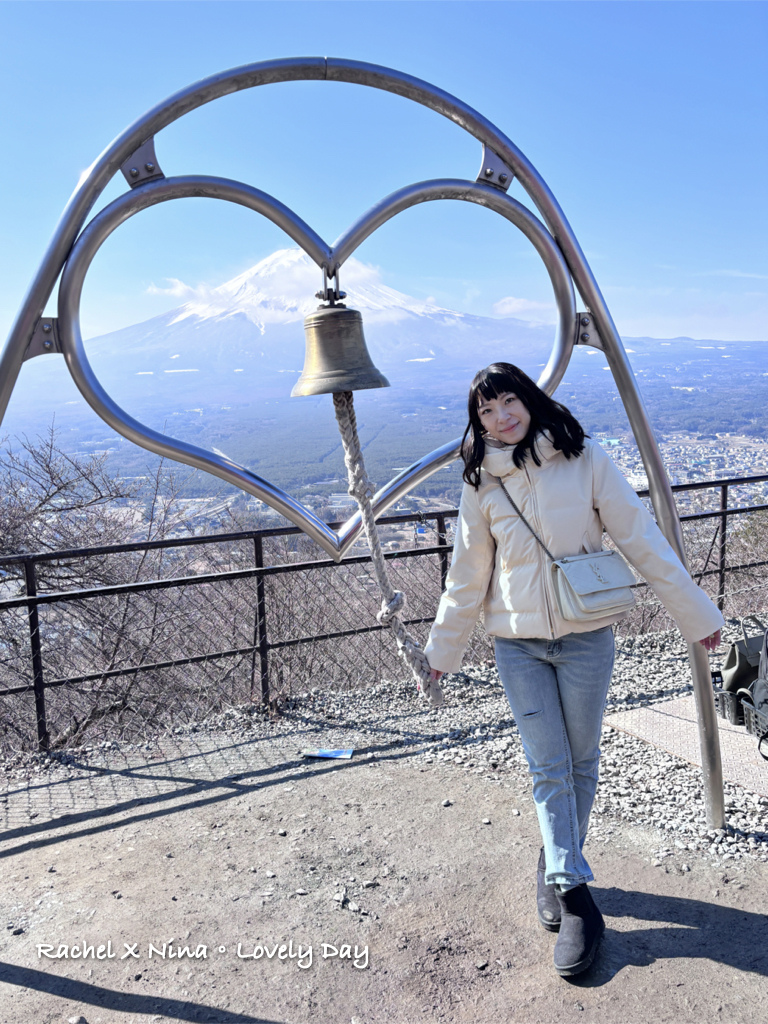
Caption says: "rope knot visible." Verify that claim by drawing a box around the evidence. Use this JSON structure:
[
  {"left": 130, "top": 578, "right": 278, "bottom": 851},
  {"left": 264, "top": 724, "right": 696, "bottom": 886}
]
[
  {"left": 377, "top": 590, "right": 406, "bottom": 626},
  {"left": 349, "top": 477, "right": 376, "bottom": 503}
]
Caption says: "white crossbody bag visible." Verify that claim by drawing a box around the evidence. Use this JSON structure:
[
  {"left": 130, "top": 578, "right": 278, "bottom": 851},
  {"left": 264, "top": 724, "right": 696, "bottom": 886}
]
[{"left": 496, "top": 477, "right": 636, "bottom": 622}]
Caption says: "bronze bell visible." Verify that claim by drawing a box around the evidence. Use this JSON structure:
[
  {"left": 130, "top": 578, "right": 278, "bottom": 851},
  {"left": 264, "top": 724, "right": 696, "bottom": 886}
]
[{"left": 291, "top": 305, "right": 390, "bottom": 397}]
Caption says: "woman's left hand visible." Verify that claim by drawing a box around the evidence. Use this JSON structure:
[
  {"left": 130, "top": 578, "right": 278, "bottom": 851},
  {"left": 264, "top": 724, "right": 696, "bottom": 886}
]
[{"left": 699, "top": 629, "right": 721, "bottom": 652}]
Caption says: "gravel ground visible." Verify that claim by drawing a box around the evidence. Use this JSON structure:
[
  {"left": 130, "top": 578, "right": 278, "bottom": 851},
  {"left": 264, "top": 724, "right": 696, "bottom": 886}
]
[
  {"left": 5, "top": 622, "right": 766, "bottom": 870},
  {"left": 2, "top": 624, "right": 768, "bottom": 1024}
]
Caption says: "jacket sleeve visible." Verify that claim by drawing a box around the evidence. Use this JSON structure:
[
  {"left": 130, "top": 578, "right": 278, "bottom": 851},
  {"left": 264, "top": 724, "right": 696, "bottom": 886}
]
[
  {"left": 590, "top": 443, "right": 724, "bottom": 643},
  {"left": 424, "top": 482, "right": 496, "bottom": 673}
]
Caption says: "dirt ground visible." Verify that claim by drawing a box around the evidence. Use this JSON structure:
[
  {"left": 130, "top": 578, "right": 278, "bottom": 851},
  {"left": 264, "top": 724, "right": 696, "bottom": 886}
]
[{"left": 0, "top": 723, "right": 766, "bottom": 1024}]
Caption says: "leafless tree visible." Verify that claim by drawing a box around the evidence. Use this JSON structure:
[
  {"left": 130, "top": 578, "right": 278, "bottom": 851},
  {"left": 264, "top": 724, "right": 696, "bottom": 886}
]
[{"left": 4, "top": 428, "right": 762, "bottom": 753}]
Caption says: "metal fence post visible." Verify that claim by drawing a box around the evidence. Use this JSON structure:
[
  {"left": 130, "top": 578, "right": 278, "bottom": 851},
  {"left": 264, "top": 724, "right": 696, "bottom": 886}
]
[
  {"left": 717, "top": 484, "right": 728, "bottom": 612},
  {"left": 435, "top": 513, "right": 449, "bottom": 592},
  {"left": 252, "top": 537, "right": 270, "bottom": 704},
  {"left": 23, "top": 559, "right": 50, "bottom": 751}
]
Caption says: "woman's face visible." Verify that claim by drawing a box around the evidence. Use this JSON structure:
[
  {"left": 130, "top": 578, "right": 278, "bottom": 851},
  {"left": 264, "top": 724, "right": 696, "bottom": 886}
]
[{"left": 477, "top": 391, "right": 532, "bottom": 445}]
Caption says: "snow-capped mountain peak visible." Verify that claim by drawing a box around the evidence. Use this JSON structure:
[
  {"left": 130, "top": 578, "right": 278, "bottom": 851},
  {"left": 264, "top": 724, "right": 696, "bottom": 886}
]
[{"left": 168, "top": 248, "right": 460, "bottom": 329}]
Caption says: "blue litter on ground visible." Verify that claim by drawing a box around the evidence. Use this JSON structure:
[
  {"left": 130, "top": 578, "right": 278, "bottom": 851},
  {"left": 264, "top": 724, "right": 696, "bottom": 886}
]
[{"left": 301, "top": 748, "right": 354, "bottom": 759}]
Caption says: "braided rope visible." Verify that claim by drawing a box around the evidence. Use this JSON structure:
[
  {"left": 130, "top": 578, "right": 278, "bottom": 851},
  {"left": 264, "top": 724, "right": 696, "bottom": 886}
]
[{"left": 332, "top": 391, "right": 445, "bottom": 709}]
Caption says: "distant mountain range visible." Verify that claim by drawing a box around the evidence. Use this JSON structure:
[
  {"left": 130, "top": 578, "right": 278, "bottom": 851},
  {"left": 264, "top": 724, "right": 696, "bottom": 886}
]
[{"left": 5, "top": 248, "right": 767, "bottom": 497}]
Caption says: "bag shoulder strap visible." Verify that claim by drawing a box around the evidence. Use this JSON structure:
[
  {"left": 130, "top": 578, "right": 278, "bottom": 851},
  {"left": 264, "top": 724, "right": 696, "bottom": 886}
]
[
  {"left": 742, "top": 615, "right": 767, "bottom": 644},
  {"left": 495, "top": 476, "right": 556, "bottom": 562}
]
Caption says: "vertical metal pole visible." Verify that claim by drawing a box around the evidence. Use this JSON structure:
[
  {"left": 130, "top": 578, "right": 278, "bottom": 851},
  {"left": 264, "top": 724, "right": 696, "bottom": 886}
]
[
  {"left": 717, "top": 484, "right": 728, "bottom": 613},
  {"left": 253, "top": 537, "right": 270, "bottom": 705},
  {"left": 23, "top": 560, "right": 49, "bottom": 751},
  {"left": 589, "top": 315, "right": 725, "bottom": 830},
  {"left": 435, "top": 514, "right": 449, "bottom": 592},
  {"left": 250, "top": 539, "right": 259, "bottom": 698},
  {"left": 688, "top": 639, "right": 724, "bottom": 814}
]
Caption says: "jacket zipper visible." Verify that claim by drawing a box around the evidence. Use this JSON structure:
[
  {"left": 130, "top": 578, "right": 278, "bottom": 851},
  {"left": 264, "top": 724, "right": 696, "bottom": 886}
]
[{"left": 523, "top": 465, "right": 556, "bottom": 639}]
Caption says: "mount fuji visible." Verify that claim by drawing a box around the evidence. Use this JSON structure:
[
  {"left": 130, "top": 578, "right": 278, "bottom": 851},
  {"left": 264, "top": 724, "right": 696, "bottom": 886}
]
[
  {"left": 4, "top": 248, "right": 767, "bottom": 496},
  {"left": 5, "top": 247, "right": 557, "bottom": 434},
  {"left": 77, "top": 246, "right": 558, "bottom": 390}
]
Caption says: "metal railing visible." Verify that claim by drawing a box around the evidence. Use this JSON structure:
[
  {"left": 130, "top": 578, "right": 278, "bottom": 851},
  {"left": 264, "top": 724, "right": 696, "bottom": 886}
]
[
  {"left": 1, "top": 474, "right": 767, "bottom": 752},
  {"left": 636, "top": 473, "right": 768, "bottom": 611}
]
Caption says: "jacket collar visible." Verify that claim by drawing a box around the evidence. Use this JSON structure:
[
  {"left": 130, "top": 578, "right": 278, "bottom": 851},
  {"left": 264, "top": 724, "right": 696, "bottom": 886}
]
[{"left": 481, "top": 431, "right": 559, "bottom": 479}]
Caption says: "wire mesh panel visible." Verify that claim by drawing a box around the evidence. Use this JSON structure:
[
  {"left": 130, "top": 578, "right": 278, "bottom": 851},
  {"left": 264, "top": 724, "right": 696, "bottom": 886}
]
[
  {"left": 263, "top": 548, "right": 495, "bottom": 701},
  {"left": 33, "top": 574, "right": 263, "bottom": 747},
  {"left": 0, "top": 605, "right": 38, "bottom": 749},
  {"left": 722, "top": 509, "right": 768, "bottom": 619},
  {"left": 263, "top": 552, "right": 440, "bottom": 698},
  {"left": 0, "top": 489, "right": 766, "bottom": 753}
]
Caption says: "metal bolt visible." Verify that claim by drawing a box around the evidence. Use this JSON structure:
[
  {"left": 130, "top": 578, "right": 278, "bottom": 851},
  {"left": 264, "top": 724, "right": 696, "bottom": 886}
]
[
  {"left": 130, "top": 167, "right": 140, "bottom": 178},
  {"left": 499, "top": 173, "right": 508, "bottom": 184},
  {"left": 581, "top": 332, "right": 590, "bottom": 342},
  {"left": 484, "top": 168, "right": 493, "bottom": 177},
  {"left": 42, "top": 323, "right": 52, "bottom": 333},
  {"left": 144, "top": 162, "right": 155, "bottom": 172},
  {"left": 43, "top": 340, "right": 52, "bottom": 350},
  {"left": 581, "top": 316, "right": 590, "bottom": 326}
]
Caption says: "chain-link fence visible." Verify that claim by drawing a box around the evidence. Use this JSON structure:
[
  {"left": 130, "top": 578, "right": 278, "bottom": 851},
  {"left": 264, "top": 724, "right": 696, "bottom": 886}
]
[{"left": 1, "top": 476, "right": 767, "bottom": 753}]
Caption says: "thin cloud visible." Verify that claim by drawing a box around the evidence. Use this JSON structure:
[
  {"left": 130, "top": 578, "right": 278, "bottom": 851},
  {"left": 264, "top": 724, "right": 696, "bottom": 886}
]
[
  {"left": 699, "top": 269, "right": 768, "bottom": 281},
  {"left": 146, "top": 278, "right": 213, "bottom": 300},
  {"left": 493, "top": 296, "right": 556, "bottom": 321}
]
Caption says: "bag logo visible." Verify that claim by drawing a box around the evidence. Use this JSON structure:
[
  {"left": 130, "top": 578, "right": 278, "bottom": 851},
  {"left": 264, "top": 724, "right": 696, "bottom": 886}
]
[{"left": 590, "top": 562, "right": 608, "bottom": 584}]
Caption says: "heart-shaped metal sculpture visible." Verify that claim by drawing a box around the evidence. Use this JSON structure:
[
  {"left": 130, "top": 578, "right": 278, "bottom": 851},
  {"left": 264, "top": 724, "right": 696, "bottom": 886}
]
[
  {"left": 57, "top": 174, "right": 577, "bottom": 560},
  {"left": 0, "top": 57, "right": 727, "bottom": 820}
]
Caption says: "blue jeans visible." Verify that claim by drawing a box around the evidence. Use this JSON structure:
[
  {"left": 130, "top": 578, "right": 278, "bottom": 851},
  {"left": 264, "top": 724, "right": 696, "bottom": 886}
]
[{"left": 494, "top": 627, "right": 615, "bottom": 888}]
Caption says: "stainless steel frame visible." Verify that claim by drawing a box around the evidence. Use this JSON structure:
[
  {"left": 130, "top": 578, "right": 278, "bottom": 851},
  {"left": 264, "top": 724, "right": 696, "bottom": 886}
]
[
  {"left": 55, "top": 174, "right": 576, "bottom": 556},
  {"left": 0, "top": 56, "right": 724, "bottom": 826}
]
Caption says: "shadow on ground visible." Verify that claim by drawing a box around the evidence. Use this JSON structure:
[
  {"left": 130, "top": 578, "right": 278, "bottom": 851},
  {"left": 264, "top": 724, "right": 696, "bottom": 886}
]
[
  {"left": 0, "top": 731, "right": 428, "bottom": 861},
  {"left": 573, "top": 886, "right": 768, "bottom": 987},
  {"left": 0, "top": 960, "right": 279, "bottom": 1023}
]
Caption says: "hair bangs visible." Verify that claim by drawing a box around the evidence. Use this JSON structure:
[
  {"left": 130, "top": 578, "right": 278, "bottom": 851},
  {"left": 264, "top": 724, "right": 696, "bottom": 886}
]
[
  {"left": 471, "top": 366, "right": 522, "bottom": 405},
  {"left": 461, "top": 361, "right": 587, "bottom": 488}
]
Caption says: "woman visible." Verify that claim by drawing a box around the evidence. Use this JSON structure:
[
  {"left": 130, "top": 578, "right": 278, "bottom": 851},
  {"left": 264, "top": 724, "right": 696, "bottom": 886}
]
[{"left": 424, "top": 362, "right": 722, "bottom": 977}]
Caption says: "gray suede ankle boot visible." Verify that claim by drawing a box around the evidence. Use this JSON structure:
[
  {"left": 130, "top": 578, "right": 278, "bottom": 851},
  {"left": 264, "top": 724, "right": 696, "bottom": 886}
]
[
  {"left": 536, "top": 847, "right": 560, "bottom": 931},
  {"left": 552, "top": 883, "right": 604, "bottom": 976}
]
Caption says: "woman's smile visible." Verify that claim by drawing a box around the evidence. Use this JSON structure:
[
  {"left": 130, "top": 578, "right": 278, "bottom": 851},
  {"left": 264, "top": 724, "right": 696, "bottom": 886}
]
[{"left": 477, "top": 391, "right": 532, "bottom": 445}]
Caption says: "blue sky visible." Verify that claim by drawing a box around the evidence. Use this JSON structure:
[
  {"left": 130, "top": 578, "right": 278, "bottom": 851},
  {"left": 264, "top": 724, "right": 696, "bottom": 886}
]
[{"left": 1, "top": 0, "right": 766, "bottom": 343}]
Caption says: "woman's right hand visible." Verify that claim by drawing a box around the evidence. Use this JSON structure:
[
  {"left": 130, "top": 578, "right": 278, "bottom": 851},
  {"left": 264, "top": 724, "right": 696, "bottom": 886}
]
[
  {"left": 430, "top": 668, "right": 444, "bottom": 684},
  {"left": 699, "top": 629, "right": 721, "bottom": 652}
]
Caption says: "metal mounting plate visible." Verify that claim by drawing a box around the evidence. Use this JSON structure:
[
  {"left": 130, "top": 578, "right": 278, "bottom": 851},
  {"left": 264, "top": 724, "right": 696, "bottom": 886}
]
[
  {"left": 23, "top": 318, "right": 62, "bottom": 361},
  {"left": 574, "top": 312, "right": 604, "bottom": 352},
  {"left": 476, "top": 144, "right": 513, "bottom": 191},
  {"left": 120, "top": 138, "right": 164, "bottom": 188}
]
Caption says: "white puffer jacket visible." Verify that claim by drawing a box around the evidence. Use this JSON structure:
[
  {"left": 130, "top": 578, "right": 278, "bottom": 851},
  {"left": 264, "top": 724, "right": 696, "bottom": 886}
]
[{"left": 424, "top": 433, "right": 724, "bottom": 674}]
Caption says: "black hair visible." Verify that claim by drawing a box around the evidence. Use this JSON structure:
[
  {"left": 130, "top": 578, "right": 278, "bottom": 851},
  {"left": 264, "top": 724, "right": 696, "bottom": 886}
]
[{"left": 461, "top": 362, "right": 587, "bottom": 488}]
